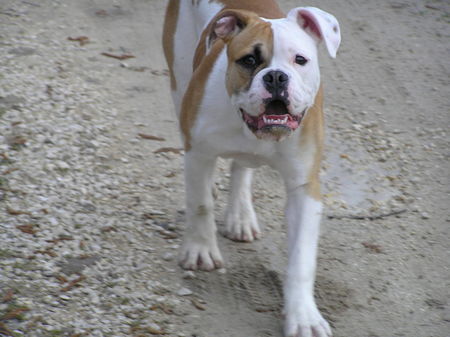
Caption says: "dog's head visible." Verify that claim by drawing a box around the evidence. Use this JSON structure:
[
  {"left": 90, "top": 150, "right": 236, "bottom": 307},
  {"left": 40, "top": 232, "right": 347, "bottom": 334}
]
[{"left": 209, "top": 7, "right": 340, "bottom": 141}]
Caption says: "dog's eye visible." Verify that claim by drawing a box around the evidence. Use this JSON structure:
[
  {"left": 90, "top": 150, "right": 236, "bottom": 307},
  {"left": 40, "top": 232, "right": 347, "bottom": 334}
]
[
  {"left": 238, "top": 55, "right": 257, "bottom": 68},
  {"left": 295, "top": 55, "right": 308, "bottom": 66}
]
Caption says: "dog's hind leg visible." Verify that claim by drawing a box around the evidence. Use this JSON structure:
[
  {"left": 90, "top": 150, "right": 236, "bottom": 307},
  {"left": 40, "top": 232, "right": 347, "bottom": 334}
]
[{"left": 223, "top": 160, "right": 261, "bottom": 242}]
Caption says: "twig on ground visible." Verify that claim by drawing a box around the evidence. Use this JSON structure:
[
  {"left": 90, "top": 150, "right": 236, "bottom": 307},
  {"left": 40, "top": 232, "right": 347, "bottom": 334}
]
[
  {"left": 153, "top": 147, "right": 182, "bottom": 154},
  {"left": 101, "top": 52, "right": 135, "bottom": 60},
  {"left": 327, "top": 209, "right": 407, "bottom": 221},
  {"left": 60, "top": 275, "right": 86, "bottom": 292},
  {"left": 138, "top": 133, "right": 166, "bottom": 141},
  {"left": 0, "top": 322, "right": 13, "bottom": 336}
]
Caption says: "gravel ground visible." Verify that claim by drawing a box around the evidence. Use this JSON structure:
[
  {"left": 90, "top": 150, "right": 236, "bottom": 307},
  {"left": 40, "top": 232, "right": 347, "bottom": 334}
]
[{"left": 0, "top": 1, "right": 449, "bottom": 337}]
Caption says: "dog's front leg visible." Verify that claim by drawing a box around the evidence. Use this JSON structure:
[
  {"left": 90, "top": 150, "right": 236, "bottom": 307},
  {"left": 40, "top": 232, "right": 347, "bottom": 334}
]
[
  {"left": 223, "top": 160, "right": 261, "bottom": 242},
  {"left": 284, "top": 185, "right": 331, "bottom": 337},
  {"left": 178, "top": 151, "right": 224, "bottom": 271}
]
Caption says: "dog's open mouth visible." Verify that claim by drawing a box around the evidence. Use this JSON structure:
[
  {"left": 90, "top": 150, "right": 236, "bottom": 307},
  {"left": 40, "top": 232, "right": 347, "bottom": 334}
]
[{"left": 240, "top": 100, "right": 305, "bottom": 137}]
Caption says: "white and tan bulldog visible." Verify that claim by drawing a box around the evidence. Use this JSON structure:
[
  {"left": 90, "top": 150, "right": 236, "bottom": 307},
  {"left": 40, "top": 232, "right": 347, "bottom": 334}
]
[{"left": 163, "top": 1, "right": 340, "bottom": 336}]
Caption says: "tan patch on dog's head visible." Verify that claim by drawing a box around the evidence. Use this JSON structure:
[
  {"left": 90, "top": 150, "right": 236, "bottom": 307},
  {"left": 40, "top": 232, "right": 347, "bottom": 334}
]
[
  {"left": 224, "top": 19, "right": 273, "bottom": 95},
  {"left": 207, "top": 10, "right": 274, "bottom": 96}
]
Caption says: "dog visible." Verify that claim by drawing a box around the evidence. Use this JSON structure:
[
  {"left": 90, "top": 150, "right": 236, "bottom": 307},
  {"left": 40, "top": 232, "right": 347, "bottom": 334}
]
[{"left": 163, "top": 1, "right": 340, "bottom": 336}]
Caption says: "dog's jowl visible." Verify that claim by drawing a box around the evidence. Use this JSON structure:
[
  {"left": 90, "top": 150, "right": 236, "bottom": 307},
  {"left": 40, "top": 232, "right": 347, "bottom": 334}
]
[{"left": 163, "top": 1, "right": 340, "bottom": 336}]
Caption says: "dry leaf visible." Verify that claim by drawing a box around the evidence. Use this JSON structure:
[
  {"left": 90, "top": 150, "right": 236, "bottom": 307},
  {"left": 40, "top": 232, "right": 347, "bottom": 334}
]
[
  {"left": 6, "top": 206, "right": 31, "bottom": 216},
  {"left": 100, "top": 226, "right": 117, "bottom": 233},
  {"left": 16, "top": 224, "right": 37, "bottom": 235},
  {"left": 34, "top": 248, "right": 57, "bottom": 257},
  {"left": 0, "top": 322, "right": 12, "bottom": 335},
  {"left": 150, "top": 303, "right": 174, "bottom": 315},
  {"left": 1, "top": 289, "right": 14, "bottom": 303},
  {"left": 130, "top": 325, "right": 166, "bottom": 335},
  {"left": 8, "top": 136, "right": 27, "bottom": 146},
  {"left": 191, "top": 298, "right": 206, "bottom": 311},
  {"left": 362, "top": 242, "right": 383, "bottom": 253},
  {"left": 0, "top": 306, "right": 30, "bottom": 321},
  {"left": 67, "top": 36, "right": 89, "bottom": 46},
  {"left": 153, "top": 147, "right": 182, "bottom": 154},
  {"left": 95, "top": 9, "right": 108, "bottom": 16},
  {"left": 55, "top": 274, "right": 68, "bottom": 284},
  {"left": 255, "top": 306, "right": 276, "bottom": 313},
  {"left": 61, "top": 275, "right": 86, "bottom": 292},
  {"left": 2, "top": 167, "right": 18, "bottom": 175},
  {"left": 46, "top": 235, "right": 74, "bottom": 244},
  {"left": 145, "top": 327, "right": 166, "bottom": 335},
  {"left": 138, "top": 133, "right": 165, "bottom": 141},
  {"left": 158, "top": 230, "right": 179, "bottom": 239}
]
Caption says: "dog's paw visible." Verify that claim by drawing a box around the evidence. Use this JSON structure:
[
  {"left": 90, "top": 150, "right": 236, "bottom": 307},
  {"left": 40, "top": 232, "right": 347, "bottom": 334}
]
[
  {"left": 223, "top": 206, "right": 260, "bottom": 242},
  {"left": 285, "top": 301, "right": 332, "bottom": 337},
  {"left": 178, "top": 238, "right": 224, "bottom": 271}
]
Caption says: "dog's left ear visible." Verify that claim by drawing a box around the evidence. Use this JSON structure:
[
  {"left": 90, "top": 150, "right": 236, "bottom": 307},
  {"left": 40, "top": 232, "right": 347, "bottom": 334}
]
[{"left": 287, "top": 7, "right": 341, "bottom": 58}]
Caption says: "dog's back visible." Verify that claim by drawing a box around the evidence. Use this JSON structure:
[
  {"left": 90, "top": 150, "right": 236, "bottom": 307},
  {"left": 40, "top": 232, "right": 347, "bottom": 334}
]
[{"left": 163, "top": 1, "right": 220, "bottom": 112}]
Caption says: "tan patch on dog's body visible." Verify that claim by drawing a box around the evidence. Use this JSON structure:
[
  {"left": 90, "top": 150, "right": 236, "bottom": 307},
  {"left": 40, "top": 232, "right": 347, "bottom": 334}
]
[
  {"left": 299, "top": 85, "right": 324, "bottom": 200},
  {"left": 181, "top": 39, "right": 226, "bottom": 150},
  {"left": 162, "top": 0, "right": 180, "bottom": 90}
]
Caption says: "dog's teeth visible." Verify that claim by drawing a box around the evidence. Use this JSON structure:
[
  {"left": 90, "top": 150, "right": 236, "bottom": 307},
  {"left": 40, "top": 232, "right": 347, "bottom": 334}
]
[{"left": 262, "top": 116, "right": 289, "bottom": 125}]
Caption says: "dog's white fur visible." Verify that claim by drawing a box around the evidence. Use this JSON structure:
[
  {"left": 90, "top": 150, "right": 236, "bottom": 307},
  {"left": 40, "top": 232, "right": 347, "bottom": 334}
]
[{"left": 163, "top": 2, "right": 340, "bottom": 337}]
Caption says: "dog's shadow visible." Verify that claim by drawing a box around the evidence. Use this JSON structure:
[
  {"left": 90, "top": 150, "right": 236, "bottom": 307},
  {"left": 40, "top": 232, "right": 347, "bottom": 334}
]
[
  {"left": 183, "top": 254, "right": 352, "bottom": 337},
  {"left": 184, "top": 257, "right": 284, "bottom": 337}
]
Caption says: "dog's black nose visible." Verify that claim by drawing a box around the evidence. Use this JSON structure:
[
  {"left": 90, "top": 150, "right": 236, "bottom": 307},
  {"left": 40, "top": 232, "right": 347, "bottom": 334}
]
[{"left": 263, "top": 70, "right": 289, "bottom": 95}]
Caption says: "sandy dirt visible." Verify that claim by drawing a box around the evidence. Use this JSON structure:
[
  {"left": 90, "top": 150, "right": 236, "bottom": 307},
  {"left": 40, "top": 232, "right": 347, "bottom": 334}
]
[{"left": 1, "top": 0, "right": 449, "bottom": 337}]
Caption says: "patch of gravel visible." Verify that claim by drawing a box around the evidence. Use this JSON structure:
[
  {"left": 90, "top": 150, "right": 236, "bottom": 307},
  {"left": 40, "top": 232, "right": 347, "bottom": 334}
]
[
  {"left": 0, "top": 3, "right": 407, "bottom": 336},
  {"left": 0, "top": 2, "right": 187, "bottom": 336},
  {"left": 1, "top": 1, "right": 448, "bottom": 336}
]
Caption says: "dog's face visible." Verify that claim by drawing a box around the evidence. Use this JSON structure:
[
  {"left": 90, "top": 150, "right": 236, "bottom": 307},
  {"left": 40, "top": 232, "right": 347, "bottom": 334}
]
[{"left": 212, "top": 8, "right": 340, "bottom": 141}]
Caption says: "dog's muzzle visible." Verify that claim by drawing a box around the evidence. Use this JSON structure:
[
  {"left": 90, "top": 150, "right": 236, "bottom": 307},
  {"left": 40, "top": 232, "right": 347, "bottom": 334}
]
[{"left": 240, "top": 99, "right": 306, "bottom": 139}]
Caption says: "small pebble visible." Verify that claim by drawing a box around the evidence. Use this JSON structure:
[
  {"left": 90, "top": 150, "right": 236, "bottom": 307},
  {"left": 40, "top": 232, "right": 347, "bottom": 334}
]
[
  {"left": 420, "top": 212, "right": 430, "bottom": 220},
  {"left": 162, "top": 252, "right": 175, "bottom": 261},
  {"left": 177, "top": 287, "right": 193, "bottom": 296},
  {"left": 182, "top": 271, "right": 196, "bottom": 279}
]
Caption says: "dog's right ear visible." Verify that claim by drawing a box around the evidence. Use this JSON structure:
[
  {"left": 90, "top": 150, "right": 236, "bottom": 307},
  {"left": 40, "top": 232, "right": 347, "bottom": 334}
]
[{"left": 208, "top": 10, "right": 254, "bottom": 47}]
